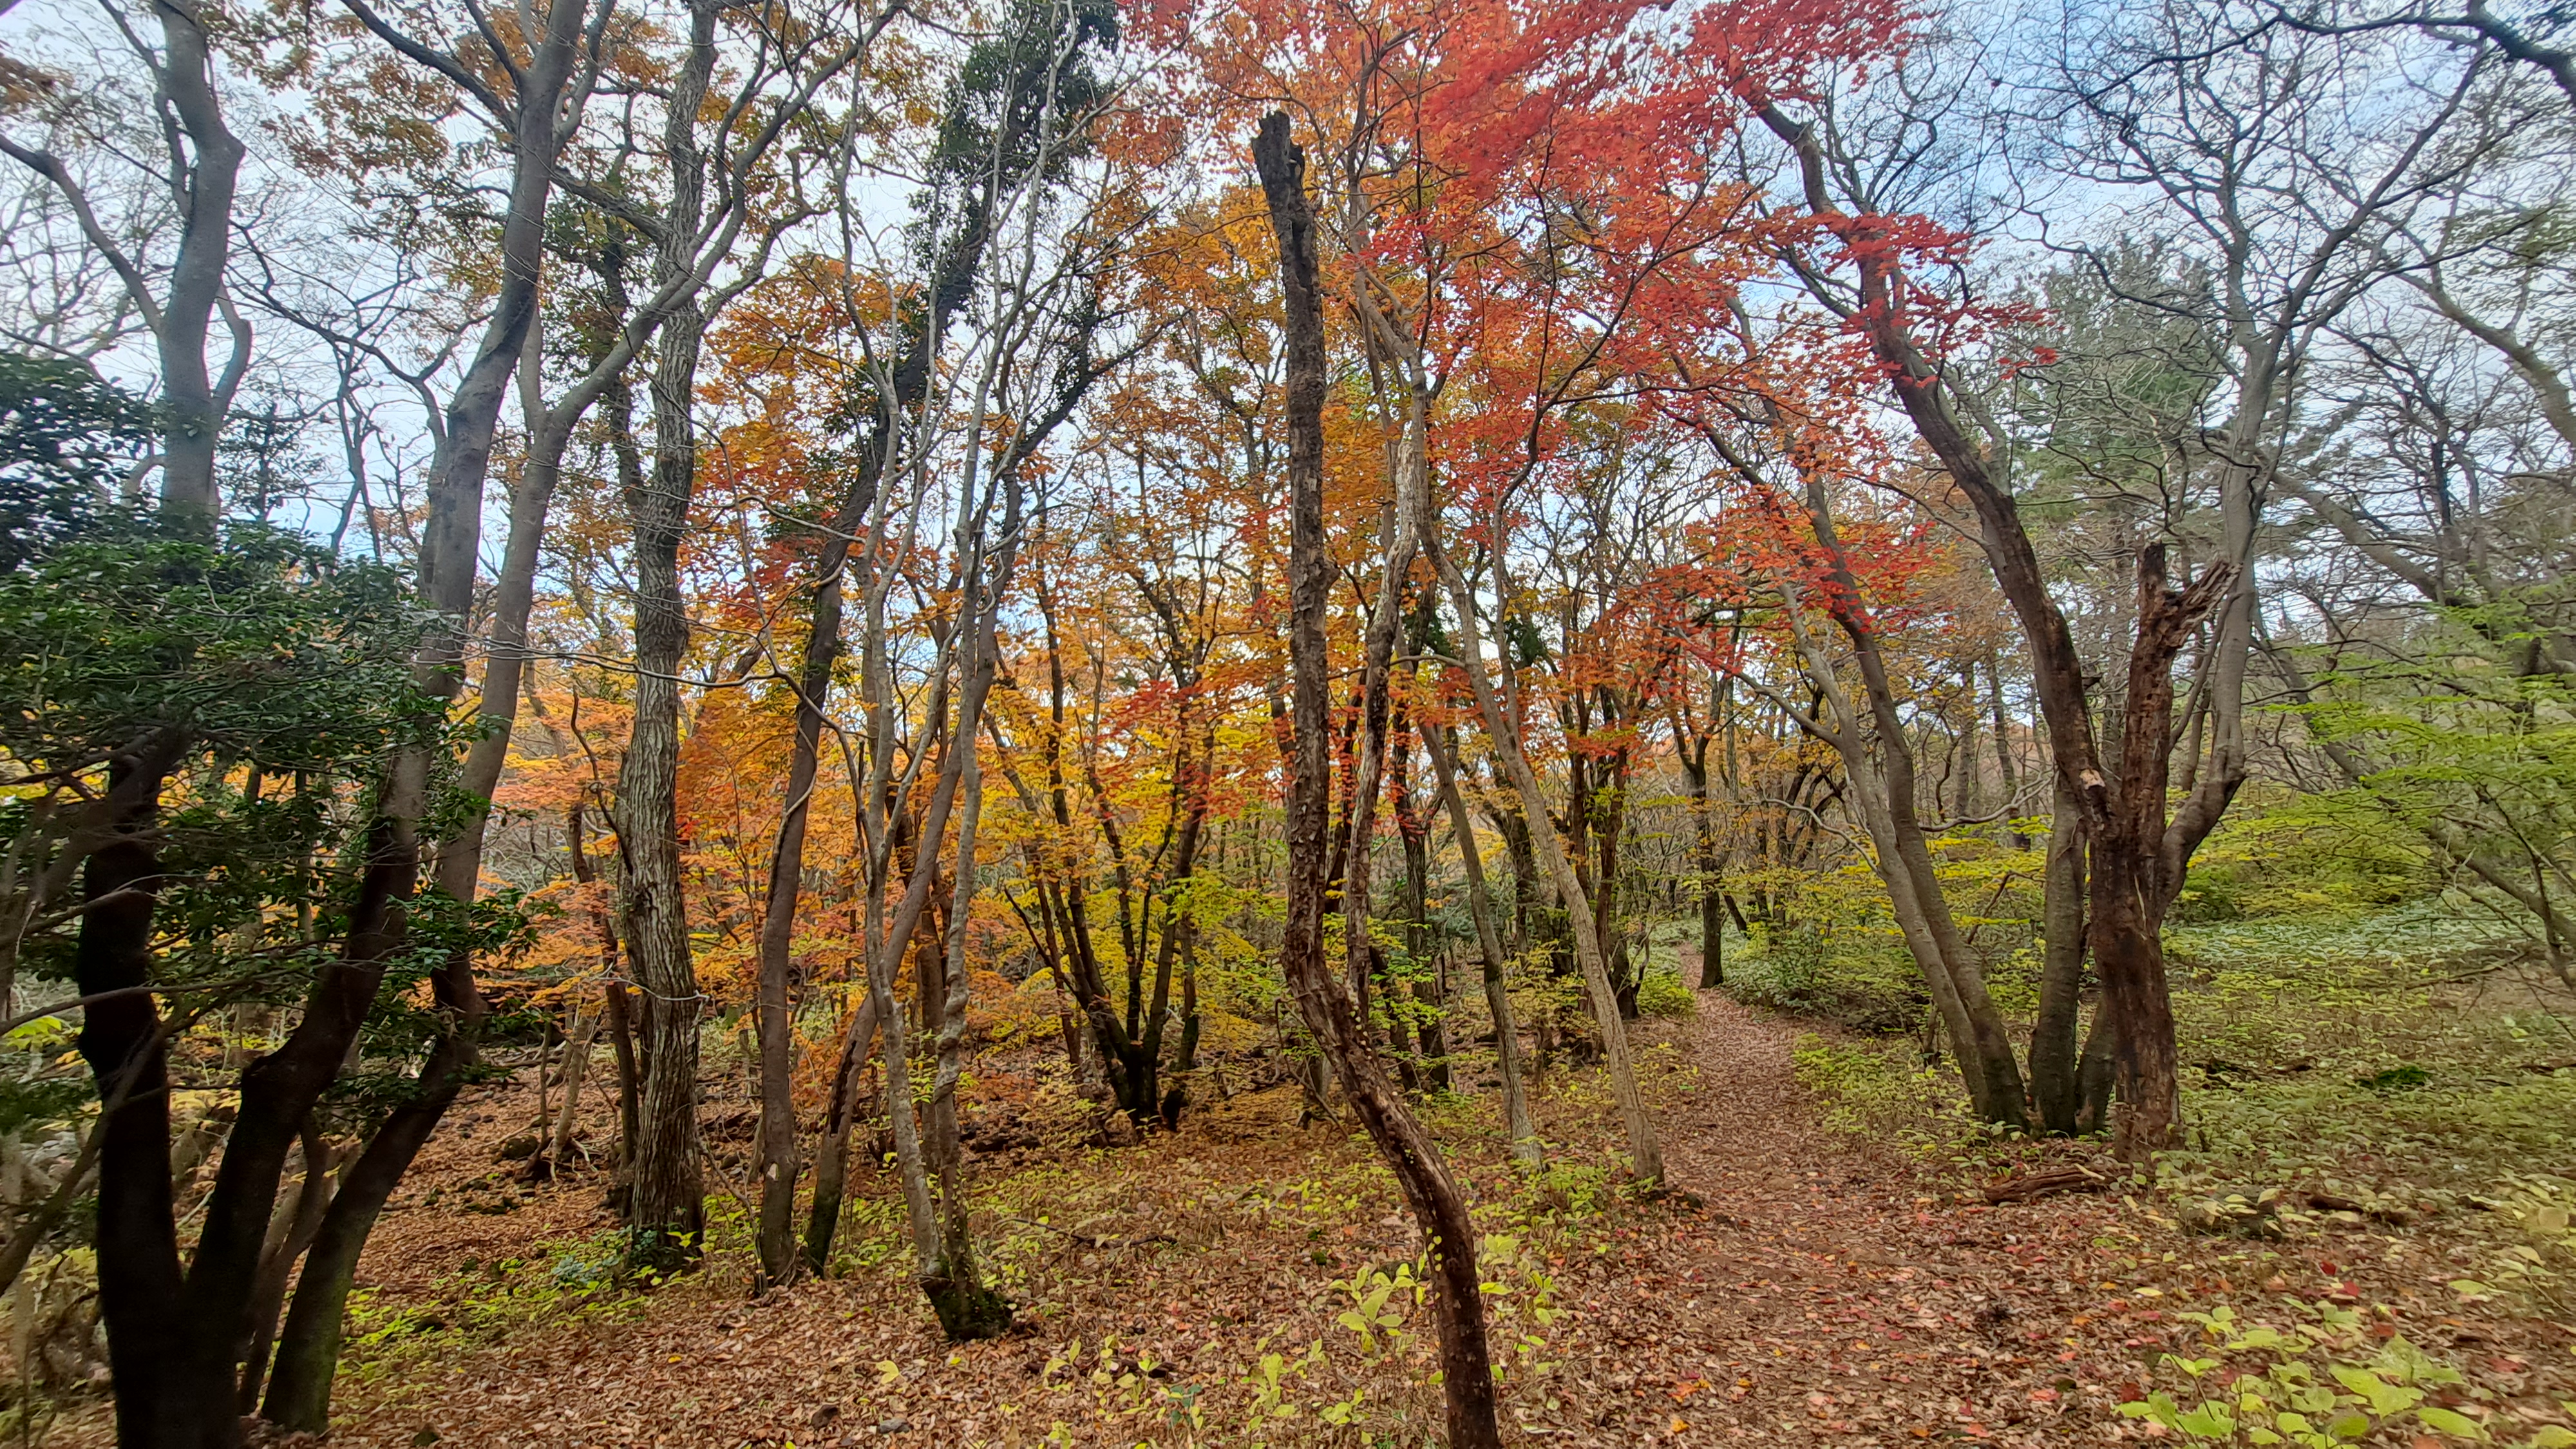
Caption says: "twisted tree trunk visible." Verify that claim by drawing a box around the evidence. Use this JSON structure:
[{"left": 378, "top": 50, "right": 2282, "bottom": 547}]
[{"left": 1258, "top": 111, "right": 1502, "bottom": 1449}]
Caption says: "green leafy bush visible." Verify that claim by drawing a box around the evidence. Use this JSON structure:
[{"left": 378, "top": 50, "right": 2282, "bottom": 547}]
[
  {"left": 1634, "top": 967, "right": 1696, "bottom": 1018},
  {"left": 1789, "top": 1034, "right": 1964, "bottom": 1143},
  {"left": 1727, "top": 924, "right": 1927, "bottom": 1034},
  {"left": 2450, "top": 1175, "right": 2576, "bottom": 1316}
]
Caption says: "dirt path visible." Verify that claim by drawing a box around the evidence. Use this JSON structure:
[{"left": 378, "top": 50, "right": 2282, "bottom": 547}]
[
  {"left": 1547, "top": 996, "right": 2574, "bottom": 1444},
  {"left": 1566, "top": 996, "right": 2125, "bottom": 1443}
]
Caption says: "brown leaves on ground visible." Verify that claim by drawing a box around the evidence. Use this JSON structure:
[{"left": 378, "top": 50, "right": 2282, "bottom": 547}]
[{"left": 65, "top": 999, "right": 2566, "bottom": 1448}]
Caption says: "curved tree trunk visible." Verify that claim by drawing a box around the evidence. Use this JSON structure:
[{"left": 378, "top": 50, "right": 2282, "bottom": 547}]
[
  {"left": 266, "top": 293, "right": 616, "bottom": 1425},
  {"left": 751, "top": 555, "right": 845, "bottom": 1288},
  {"left": 148, "top": 0, "right": 245, "bottom": 519},
  {"left": 74, "top": 744, "right": 187, "bottom": 1449},
  {"left": 233, "top": 1126, "right": 340, "bottom": 1415},
  {"left": 1258, "top": 112, "right": 1502, "bottom": 1449},
  {"left": 1756, "top": 102, "right": 2257, "bottom": 1160},
  {"left": 544, "top": 1011, "right": 601, "bottom": 1175},
  {"left": 923, "top": 730, "right": 1009, "bottom": 1337},
  {"left": 1422, "top": 529, "right": 1662, "bottom": 1182},
  {"left": 1791, "top": 475, "right": 2030, "bottom": 1128}
]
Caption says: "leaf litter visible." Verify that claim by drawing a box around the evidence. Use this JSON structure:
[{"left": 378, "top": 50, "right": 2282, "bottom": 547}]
[{"left": 80, "top": 997, "right": 2562, "bottom": 1448}]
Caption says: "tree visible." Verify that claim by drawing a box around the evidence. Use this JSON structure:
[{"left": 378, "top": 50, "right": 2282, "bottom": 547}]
[
  {"left": 1256, "top": 109, "right": 1502, "bottom": 1449},
  {"left": 0, "top": 480, "right": 455, "bottom": 1446},
  {"left": 1689, "top": 431, "right": 2042, "bottom": 1128},
  {"left": 0, "top": 0, "right": 245, "bottom": 516},
  {"left": 749, "top": 0, "right": 1103, "bottom": 1282},
  {"left": 0, "top": 351, "right": 155, "bottom": 574},
  {"left": 251, "top": 0, "right": 620, "bottom": 1427},
  {"left": 1741, "top": 0, "right": 2505, "bottom": 1151},
  {"left": 519, "top": 0, "right": 884, "bottom": 1280}
]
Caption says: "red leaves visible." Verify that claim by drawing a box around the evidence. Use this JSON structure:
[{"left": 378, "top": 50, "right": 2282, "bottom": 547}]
[{"left": 1688, "top": 0, "right": 1913, "bottom": 109}]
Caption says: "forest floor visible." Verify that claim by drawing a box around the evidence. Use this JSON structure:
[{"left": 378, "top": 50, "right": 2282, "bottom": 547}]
[{"left": 50, "top": 990, "right": 2576, "bottom": 1447}]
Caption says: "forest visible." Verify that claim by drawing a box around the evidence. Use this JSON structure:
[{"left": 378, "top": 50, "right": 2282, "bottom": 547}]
[{"left": 1, "top": 0, "right": 2573, "bottom": 1442}]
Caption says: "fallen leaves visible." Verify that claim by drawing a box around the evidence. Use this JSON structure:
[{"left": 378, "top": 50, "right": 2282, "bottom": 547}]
[{"left": 160, "top": 998, "right": 2571, "bottom": 1449}]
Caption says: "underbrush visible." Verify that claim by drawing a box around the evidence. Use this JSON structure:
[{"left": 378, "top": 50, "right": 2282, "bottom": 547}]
[
  {"left": 1776, "top": 896, "right": 2576, "bottom": 1401},
  {"left": 1725, "top": 923, "right": 1930, "bottom": 1036},
  {"left": 1760, "top": 900, "right": 2576, "bottom": 1202},
  {"left": 1784, "top": 1032, "right": 2056, "bottom": 1186},
  {"left": 2117, "top": 1295, "right": 2573, "bottom": 1448},
  {"left": 1634, "top": 964, "right": 1697, "bottom": 1018},
  {"left": 339, "top": 1226, "right": 663, "bottom": 1396},
  {"left": 782, "top": 1058, "right": 1674, "bottom": 1448},
  {"left": 1789, "top": 1034, "right": 1953, "bottom": 1140},
  {"left": 2155, "top": 909, "right": 2576, "bottom": 1231},
  {"left": 1768, "top": 900, "right": 2576, "bottom": 1447}
]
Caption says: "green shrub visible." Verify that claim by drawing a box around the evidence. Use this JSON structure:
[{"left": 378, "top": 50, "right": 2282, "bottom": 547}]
[
  {"left": 1726, "top": 925, "right": 1927, "bottom": 1034},
  {"left": 1515, "top": 1161, "right": 1614, "bottom": 1218},
  {"left": 1634, "top": 967, "right": 1696, "bottom": 1018},
  {"left": 1790, "top": 1034, "right": 1951, "bottom": 1137}
]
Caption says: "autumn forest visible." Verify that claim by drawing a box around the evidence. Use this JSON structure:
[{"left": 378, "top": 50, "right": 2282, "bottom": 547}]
[{"left": 1, "top": 0, "right": 2574, "bottom": 1443}]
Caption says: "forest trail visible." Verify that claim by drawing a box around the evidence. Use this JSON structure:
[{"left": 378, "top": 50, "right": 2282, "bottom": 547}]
[
  {"left": 277, "top": 995, "right": 2512, "bottom": 1449},
  {"left": 1589, "top": 997, "right": 2125, "bottom": 1444}
]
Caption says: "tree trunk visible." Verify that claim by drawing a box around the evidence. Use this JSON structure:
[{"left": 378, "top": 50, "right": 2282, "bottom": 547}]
[
  {"left": 923, "top": 729, "right": 1008, "bottom": 1336},
  {"left": 2030, "top": 782, "right": 2088, "bottom": 1134},
  {"left": 750, "top": 640, "right": 829, "bottom": 1285},
  {"left": 2088, "top": 547, "right": 2226, "bottom": 1157},
  {"left": 1391, "top": 683, "right": 1446, "bottom": 1091},
  {"left": 1985, "top": 658, "right": 2028, "bottom": 849},
  {"left": 1399, "top": 820, "right": 1437, "bottom": 1083},
  {"left": 614, "top": 0, "right": 723, "bottom": 1267},
  {"left": 1756, "top": 104, "right": 2245, "bottom": 1162},
  {"left": 750, "top": 439, "right": 883, "bottom": 1283},
  {"left": 616, "top": 404, "right": 704, "bottom": 1256},
  {"left": 2074, "top": 1009, "right": 2119, "bottom": 1135},
  {"left": 233, "top": 1125, "right": 339, "bottom": 1414},
  {"left": 1165, "top": 922, "right": 1202, "bottom": 1128},
  {"left": 544, "top": 1011, "right": 601, "bottom": 1175},
  {"left": 859, "top": 477, "right": 1021, "bottom": 1336},
  {"left": 1424, "top": 723, "right": 1540, "bottom": 1165},
  {"left": 1788, "top": 475, "right": 2031, "bottom": 1128},
  {"left": 801, "top": 994, "right": 879, "bottom": 1276},
  {"left": 146, "top": 0, "right": 245, "bottom": 519},
  {"left": 252, "top": 8, "right": 604, "bottom": 1435},
  {"left": 261, "top": 1028, "right": 471, "bottom": 1431},
  {"left": 2088, "top": 851, "right": 2177, "bottom": 1153},
  {"left": 567, "top": 803, "right": 645, "bottom": 1188},
  {"left": 1699, "top": 890, "right": 1727, "bottom": 989},
  {"left": 618, "top": 399, "right": 708, "bottom": 1262},
  {"left": 1423, "top": 533, "right": 1660, "bottom": 1180},
  {"left": 1258, "top": 112, "right": 1502, "bottom": 1449},
  {"left": 1682, "top": 728, "right": 1726, "bottom": 989},
  {"left": 75, "top": 745, "right": 187, "bottom": 1449},
  {"left": 214, "top": 336, "right": 513, "bottom": 1444}
]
